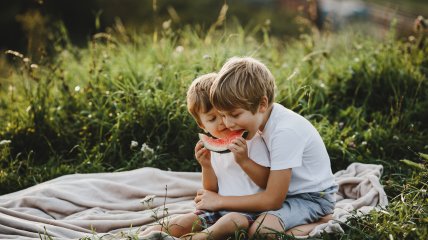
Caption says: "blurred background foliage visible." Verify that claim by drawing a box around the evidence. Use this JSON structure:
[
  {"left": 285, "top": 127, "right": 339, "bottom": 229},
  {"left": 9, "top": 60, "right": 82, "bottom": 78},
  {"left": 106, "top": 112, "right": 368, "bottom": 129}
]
[{"left": 1, "top": 0, "right": 427, "bottom": 60}]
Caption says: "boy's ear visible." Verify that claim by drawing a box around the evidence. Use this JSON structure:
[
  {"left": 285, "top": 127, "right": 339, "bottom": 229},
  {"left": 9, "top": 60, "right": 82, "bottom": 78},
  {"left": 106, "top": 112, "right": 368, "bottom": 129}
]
[{"left": 259, "top": 96, "right": 269, "bottom": 113}]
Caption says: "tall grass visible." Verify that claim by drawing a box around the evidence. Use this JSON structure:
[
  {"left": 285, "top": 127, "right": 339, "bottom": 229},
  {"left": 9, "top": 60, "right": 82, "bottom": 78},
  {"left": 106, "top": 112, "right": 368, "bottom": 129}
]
[{"left": 0, "top": 20, "right": 427, "bottom": 239}]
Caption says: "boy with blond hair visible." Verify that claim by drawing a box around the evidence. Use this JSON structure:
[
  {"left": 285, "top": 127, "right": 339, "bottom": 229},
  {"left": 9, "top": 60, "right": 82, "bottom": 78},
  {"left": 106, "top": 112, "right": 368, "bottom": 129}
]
[
  {"left": 140, "top": 73, "right": 271, "bottom": 239},
  {"left": 194, "top": 57, "right": 338, "bottom": 238}
]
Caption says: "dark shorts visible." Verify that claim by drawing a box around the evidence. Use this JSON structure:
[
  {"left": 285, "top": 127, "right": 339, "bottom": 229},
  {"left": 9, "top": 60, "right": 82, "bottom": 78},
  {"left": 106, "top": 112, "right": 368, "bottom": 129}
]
[{"left": 194, "top": 210, "right": 260, "bottom": 229}]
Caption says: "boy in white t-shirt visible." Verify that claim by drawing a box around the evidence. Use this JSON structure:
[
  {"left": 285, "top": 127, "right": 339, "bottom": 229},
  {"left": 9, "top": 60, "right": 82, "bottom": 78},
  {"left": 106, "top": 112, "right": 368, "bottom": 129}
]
[
  {"left": 140, "top": 73, "right": 271, "bottom": 239},
  {"left": 194, "top": 57, "right": 338, "bottom": 238}
]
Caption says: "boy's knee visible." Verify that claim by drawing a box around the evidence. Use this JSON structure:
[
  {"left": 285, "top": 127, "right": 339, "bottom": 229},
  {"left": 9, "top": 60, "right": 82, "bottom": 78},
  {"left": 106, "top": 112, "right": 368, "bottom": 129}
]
[
  {"left": 248, "top": 214, "right": 284, "bottom": 237},
  {"left": 248, "top": 218, "right": 266, "bottom": 237},
  {"left": 222, "top": 212, "right": 250, "bottom": 229},
  {"left": 172, "top": 213, "right": 201, "bottom": 230},
  {"left": 143, "top": 213, "right": 200, "bottom": 237}
]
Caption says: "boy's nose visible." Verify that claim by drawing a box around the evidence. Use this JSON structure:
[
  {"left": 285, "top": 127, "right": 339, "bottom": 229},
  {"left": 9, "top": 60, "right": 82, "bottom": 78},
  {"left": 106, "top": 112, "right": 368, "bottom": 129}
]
[
  {"left": 217, "top": 121, "right": 226, "bottom": 131},
  {"left": 223, "top": 118, "right": 235, "bottom": 129}
]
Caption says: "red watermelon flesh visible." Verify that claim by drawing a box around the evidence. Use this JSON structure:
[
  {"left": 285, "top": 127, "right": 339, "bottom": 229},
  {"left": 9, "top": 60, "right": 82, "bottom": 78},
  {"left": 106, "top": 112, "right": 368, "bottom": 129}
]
[{"left": 198, "top": 130, "right": 248, "bottom": 153}]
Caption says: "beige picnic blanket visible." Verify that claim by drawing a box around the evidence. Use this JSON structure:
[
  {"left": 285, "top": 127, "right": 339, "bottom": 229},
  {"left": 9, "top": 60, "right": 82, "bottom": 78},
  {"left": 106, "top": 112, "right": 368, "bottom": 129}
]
[{"left": 0, "top": 163, "right": 388, "bottom": 239}]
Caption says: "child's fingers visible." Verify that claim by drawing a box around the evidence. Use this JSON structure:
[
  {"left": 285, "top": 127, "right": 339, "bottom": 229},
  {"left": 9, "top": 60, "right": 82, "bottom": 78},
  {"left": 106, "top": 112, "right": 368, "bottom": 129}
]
[
  {"left": 229, "top": 142, "right": 246, "bottom": 151},
  {"left": 195, "top": 141, "right": 204, "bottom": 150},
  {"left": 194, "top": 194, "right": 204, "bottom": 203},
  {"left": 231, "top": 138, "right": 246, "bottom": 146},
  {"left": 195, "top": 142, "right": 208, "bottom": 154},
  {"left": 228, "top": 143, "right": 238, "bottom": 152},
  {"left": 237, "top": 137, "right": 246, "bottom": 143},
  {"left": 195, "top": 146, "right": 201, "bottom": 155},
  {"left": 195, "top": 148, "right": 209, "bottom": 160},
  {"left": 228, "top": 145, "right": 245, "bottom": 155},
  {"left": 197, "top": 189, "right": 205, "bottom": 195},
  {"left": 195, "top": 201, "right": 204, "bottom": 209},
  {"left": 195, "top": 147, "right": 204, "bottom": 157}
]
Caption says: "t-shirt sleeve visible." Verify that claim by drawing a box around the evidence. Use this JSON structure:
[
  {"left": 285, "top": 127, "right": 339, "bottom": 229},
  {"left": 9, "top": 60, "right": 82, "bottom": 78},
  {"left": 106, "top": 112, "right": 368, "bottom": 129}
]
[
  {"left": 269, "top": 128, "right": 306, "bottom": 170},
  {"left": 248, "top": 136, "right": 270, "bottom": 168}
]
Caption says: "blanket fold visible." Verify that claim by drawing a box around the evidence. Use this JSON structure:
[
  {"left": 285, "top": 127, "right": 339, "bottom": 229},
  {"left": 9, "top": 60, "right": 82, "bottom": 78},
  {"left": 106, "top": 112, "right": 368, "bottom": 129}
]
[
  {"left": 0, "top": 163, "right": 388, "bottom": 239},
  {"left": 308, "top": 163, "right": 388, "bottom": 237}
]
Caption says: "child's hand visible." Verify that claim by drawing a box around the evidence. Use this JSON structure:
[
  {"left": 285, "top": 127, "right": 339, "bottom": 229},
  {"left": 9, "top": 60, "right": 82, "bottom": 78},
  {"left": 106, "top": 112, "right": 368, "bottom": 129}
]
[
  {"left": 194, "top": 189, "right": 222, "bottom": 211},
  {"left": 228, "top": 137, "right": 249, "bottom": 164},
  {"left": 195, "top": 140, "right": 212, "bottom": 168}
]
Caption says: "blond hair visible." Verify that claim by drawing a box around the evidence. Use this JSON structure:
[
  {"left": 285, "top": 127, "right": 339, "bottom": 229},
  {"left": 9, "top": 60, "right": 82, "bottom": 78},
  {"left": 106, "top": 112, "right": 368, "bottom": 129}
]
[
  {"left": 210, "top": 57, "right": 275, "bottom": 113},
  {"left": 186, "top": 73, "right": 218, "bottom": 125}
]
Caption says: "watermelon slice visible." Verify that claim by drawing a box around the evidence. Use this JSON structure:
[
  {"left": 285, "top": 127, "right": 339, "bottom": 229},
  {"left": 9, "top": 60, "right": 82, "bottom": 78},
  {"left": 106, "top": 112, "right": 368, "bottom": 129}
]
[{"left": 198, "top": 130, "right": 248, "bottom": 153}]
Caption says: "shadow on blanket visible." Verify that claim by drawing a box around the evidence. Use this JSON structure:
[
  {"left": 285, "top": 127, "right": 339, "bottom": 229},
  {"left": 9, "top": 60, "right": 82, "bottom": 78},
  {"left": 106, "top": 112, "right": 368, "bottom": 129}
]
[{"left": 0, "top": 163, "right": 388, "bottom": 239}]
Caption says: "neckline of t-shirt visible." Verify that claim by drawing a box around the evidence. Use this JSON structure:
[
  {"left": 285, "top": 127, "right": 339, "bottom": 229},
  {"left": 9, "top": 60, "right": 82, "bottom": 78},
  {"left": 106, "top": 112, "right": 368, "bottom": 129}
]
[{"left": 258, "top": 103, "right": 279, "bottom": 137}]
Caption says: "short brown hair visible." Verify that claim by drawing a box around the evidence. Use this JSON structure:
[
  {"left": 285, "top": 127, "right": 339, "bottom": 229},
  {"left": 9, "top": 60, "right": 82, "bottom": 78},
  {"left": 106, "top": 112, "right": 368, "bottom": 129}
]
[
  {"left": 210, "top": 57, "right": 275, "bottom": 113},
  {"left": 186, "top": 73, "right": 218, "bottom": 125}
]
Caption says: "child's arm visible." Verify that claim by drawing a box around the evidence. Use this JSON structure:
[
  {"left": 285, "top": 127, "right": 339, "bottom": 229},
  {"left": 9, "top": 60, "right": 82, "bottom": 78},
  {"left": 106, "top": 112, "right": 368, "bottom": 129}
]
[
  {"left": 201, "top": 166, "right": 218, "bottom": 192},
  {"left": 229, "top": 137, "right": 270, "bottom": 189},
  {"left": 195, "top": 169, "right": 291, "bottom": 212},
  {"left": 237, "top": 159, "right": 270, "bottom": 189},
  {"left": 195, "top": 140, "right": 218, "bottom": 192}
]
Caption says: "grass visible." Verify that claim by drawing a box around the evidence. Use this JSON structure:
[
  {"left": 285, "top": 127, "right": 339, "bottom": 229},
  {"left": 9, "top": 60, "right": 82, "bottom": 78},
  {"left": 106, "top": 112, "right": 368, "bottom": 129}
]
[{"left": 0, "top": 16, "right": 427, "bottom": 239}]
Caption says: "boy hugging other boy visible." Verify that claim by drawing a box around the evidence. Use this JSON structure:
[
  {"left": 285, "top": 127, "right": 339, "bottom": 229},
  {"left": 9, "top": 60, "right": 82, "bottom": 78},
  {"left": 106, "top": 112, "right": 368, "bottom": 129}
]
[
  {"left": 140, "top": 73, "right": 271, "bottom": 239},
  {"left": 194, "top": 57, "right": 338, "bottom": 238}
]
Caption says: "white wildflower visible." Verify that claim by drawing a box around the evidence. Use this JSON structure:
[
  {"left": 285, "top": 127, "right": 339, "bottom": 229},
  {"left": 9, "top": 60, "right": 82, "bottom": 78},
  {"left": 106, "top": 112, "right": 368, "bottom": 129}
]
[
  {"left": 8, "top": 85, "right": 15, "bottom": 92},
  {"left": 175, "top": 46, "right": 184, "bottom": 53},
  {"left": 141, "top": 195, "right": 156, "bottom": 203},
  {"left": 0, "top": 140, "right": 11, "bottom": 145},
  {"left": 74, "top": 86, "right": 81, "bottom": 92},
  {"left": 141, "top": 195, "right": 157, "bottom": 208},
  {"left": 130, "top": 141, "right": 139, "bottom": 149},
  {"left": 5, "top": 50, "right": 23, "bottom": 58},
  {"left": 162, "top": 19, "right": 171, "bottom": 29},
  {"left": 141, "top": 143, "right": 154, "bottom": 153}
]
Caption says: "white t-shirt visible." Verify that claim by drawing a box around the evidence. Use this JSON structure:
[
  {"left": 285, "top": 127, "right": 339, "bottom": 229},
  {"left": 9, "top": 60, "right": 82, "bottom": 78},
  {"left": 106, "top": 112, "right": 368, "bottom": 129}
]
[
  {"left": 211, "top": 133, "right": 270, "bottom": 196},
  {"left": 260, "top": 103, "right": 337, "bottom": 195}
]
